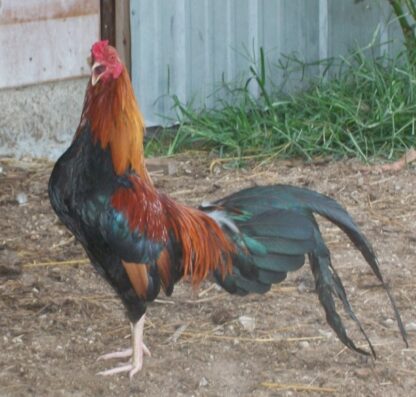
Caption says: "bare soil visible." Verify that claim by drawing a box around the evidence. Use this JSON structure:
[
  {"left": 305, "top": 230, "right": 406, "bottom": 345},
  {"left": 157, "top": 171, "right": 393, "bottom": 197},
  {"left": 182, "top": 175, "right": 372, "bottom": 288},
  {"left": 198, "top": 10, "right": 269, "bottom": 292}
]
[{"left": 0, "top": 155, "right": 415, "bottom": 397}]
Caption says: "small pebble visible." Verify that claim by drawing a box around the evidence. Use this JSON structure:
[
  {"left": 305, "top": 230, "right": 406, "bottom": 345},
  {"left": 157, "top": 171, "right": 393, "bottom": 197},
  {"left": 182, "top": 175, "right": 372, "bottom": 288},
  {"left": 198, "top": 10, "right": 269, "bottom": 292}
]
[
  {"left": 12, "top": 335, "right": 23, "bottom": 344},
  {"left": 354, "top": 368, "right": 371, "bottom": 379},
  {"left": 299, "top": 341, "right": 310, "bottom": 349},
  {"left": 199, "top": 377, "right": 208, "bottom": 387},
  {"left": 297, "top": 281, "right": 308, "bottom": 293},
  {"left": 406, "top": 322, "right": 416, "bottom": 332},
  {"left": 318, "top": 329, "right": 332, "bottom": 339},
  {"left": 383, "top": 318, "right": 394, "bottom": 327},
  {"left": 16, "top": 192, "right": 28, "bottom": 205},
  {"left": 238, "top": 315, "right": 256, "bottom": 332}
]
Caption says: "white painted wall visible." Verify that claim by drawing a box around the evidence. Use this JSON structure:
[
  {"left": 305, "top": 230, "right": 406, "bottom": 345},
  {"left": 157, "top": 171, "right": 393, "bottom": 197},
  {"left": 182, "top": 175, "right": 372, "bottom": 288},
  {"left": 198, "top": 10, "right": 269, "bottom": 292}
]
[
  {"left": 0, "top": 0, "right": 99, "bottom": 88},
  {"left": 0, "top": 0, "right": 99, "bottom": 158}
]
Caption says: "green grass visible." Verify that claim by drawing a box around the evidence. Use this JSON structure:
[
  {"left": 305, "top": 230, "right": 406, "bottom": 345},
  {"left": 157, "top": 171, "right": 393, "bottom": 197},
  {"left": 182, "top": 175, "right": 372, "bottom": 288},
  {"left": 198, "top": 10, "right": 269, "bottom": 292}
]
[{"left": 145, "top": 48, "right": 416, "bottom": 162}]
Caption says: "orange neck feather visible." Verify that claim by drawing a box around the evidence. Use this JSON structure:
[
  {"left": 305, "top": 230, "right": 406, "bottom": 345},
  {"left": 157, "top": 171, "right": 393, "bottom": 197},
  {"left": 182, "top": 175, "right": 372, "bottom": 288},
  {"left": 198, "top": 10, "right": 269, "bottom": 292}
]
[{"left": 78, "top": 69, "right": 151, "bottom": 182}]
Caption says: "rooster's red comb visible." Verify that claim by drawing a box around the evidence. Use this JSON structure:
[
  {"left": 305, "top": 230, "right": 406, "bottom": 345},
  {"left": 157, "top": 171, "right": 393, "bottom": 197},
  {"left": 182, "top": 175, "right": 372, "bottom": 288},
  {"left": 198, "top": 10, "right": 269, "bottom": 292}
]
[{"left": 91, "top": 40, "right": 109, "bottom": 59}]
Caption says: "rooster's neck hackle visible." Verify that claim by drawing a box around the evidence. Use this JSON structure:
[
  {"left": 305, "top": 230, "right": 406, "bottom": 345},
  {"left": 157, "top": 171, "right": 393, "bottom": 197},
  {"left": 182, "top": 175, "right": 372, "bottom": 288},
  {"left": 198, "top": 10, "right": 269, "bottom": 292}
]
[{"left": 79, "top": 69, "right": 151, "bottom": 183}]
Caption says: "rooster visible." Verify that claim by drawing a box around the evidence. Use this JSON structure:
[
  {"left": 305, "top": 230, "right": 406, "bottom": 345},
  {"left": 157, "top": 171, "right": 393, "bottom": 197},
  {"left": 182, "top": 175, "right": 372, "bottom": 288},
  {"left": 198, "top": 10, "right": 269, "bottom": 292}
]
[{"left": 49, "top": 40, "right": 408, "bottom": 379}]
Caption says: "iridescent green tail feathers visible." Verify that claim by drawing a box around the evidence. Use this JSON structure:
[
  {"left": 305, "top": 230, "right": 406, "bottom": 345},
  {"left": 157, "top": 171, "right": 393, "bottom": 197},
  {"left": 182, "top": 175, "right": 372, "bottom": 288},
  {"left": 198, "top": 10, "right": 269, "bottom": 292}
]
[{"left": 200, "top": 185, "right": 408, "bottom": 356}]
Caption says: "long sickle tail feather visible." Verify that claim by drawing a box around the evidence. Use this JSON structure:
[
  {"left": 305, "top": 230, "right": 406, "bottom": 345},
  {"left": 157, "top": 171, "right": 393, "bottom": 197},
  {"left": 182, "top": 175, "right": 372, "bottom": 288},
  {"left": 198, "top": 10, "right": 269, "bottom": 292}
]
[
  {"left": 309, "top": 235, "right": 376, "bottom": 357},
  {"left": 308, "top": 193, "right": 409, "bottom": 349}
]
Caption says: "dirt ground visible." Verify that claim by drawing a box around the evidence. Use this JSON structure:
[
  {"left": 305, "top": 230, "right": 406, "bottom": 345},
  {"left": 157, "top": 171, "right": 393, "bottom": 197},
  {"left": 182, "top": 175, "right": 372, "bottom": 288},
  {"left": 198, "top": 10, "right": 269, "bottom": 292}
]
[{"left": 0, "top": 154, "right": 415, "bottom": 397}]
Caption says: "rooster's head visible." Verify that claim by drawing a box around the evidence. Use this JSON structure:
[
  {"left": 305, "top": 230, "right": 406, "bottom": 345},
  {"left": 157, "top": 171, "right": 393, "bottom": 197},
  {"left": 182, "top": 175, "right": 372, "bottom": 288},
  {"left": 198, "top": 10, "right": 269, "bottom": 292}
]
[{"left": 90, "top": 40, "right": 123, "bottom": 86}]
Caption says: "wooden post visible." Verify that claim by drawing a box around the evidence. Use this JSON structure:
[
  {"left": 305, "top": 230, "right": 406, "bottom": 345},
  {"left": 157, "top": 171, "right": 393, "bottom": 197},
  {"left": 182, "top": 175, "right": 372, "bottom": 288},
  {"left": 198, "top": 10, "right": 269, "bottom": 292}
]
[
  {"left": 100, "top": 0, "right": 116, "bottom": 46},
  {"left": 100, "top": 0, "right": 131, "bottom": 76},
  {"left": 115, "top": 0, "right": 131, "bottom": 76}
]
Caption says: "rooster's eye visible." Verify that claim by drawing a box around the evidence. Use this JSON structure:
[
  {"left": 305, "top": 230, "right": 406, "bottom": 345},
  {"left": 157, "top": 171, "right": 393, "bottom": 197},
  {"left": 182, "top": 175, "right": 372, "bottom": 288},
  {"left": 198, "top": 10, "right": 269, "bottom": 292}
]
[{"left": 94, "top": 64, "right": 106, "bottom": 75}]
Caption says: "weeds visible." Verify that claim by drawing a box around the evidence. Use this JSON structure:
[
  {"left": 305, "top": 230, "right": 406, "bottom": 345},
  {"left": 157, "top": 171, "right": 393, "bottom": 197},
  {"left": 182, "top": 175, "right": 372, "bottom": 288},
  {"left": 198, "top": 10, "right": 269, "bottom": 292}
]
[{"left": 145, "top": 48, "right": 415, "bottom": 162}]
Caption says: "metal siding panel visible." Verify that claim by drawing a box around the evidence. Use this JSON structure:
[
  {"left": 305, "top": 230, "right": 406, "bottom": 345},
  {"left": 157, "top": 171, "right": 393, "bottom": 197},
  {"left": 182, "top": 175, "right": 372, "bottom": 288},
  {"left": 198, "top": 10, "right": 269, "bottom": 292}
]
[
  {"left": 211, "top": 0, "right": 235, "bottom": 103},
  {"left": 261, "top": 0, "right": 281, "bottom": 65},
  {"left": 319, "top": 0, "right": 329, "bottom": 74},
  {"left": 131, "top": 0, "right": 405, "bottom": 126},
  {"left": 285, "top": 3, "right": 319, "bottom": 57},
  {"left": 328, "top": 0, "right": 384, "bottom": 57},
  {"left": 382, "top": 2, "right": 405, "bottom": 57},
  {"left": 156, "top": 0, "right": 174, "bottom": 118},
  {"left": 131, "top": 0, "right": 157, "bottom": 125},
  {"left": 202, "top": 0, "right": 215, "bottom": 108},
  {"left": 188, "top": 0, "right": 206, "bottom": 103},
  {"left": 162, "top": 0, "right": 188, "bottom": 115},
  {"left": 265, "top": 0, "right": 285, "bottom": 89},
  {"left": 233, "top": 0, "right": 253, "bottom": 81},
  {"left": 263, "top": 0, "right": 319, "bottom": 91},
  {"left": 212, "top": 0, "right": 228, "bottom": 83},
  {"left": 298, "top": 0, "right": 320, "bottom": 83},
  {"left": 225, "top": 0, "right": 237, "bottom": 83}
]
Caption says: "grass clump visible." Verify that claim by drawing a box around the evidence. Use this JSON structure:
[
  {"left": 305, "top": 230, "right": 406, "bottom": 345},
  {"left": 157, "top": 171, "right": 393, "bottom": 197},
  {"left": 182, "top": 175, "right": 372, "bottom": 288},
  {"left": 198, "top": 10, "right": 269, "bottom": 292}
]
[{"left": 146, "top": 48, "right": 415, "bottom": 162}]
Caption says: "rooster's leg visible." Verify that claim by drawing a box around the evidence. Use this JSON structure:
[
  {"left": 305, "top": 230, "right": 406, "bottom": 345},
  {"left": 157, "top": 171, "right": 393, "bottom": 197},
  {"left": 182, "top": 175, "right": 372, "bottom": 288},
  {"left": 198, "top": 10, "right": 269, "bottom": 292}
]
[
  {"left": 97, "top": 315, "right": 150, "bottom": 378},
  {"left": 97, "top": 348, "right": 132, "bottom": 361}
]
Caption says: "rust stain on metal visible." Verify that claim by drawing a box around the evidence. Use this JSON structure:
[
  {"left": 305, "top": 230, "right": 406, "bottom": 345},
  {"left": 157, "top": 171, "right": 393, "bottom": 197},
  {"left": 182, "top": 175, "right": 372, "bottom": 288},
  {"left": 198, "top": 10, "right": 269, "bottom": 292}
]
[{"left": 0, "top": 0, "right": 99, "bottom": 26}]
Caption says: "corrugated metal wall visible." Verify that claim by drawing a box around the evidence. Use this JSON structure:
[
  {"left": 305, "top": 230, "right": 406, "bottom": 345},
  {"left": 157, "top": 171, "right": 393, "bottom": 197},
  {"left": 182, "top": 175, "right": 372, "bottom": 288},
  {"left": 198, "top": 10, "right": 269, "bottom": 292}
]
[{"left": 130, "top": 0, "right": 402, "bottom": 126}]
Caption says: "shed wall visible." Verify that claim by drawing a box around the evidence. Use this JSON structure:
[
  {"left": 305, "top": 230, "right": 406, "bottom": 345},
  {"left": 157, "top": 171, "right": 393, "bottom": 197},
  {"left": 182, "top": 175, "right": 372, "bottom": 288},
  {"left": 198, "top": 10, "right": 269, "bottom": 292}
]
[{"left": 0, "top": 0, "right": 99, "bottom": 158}]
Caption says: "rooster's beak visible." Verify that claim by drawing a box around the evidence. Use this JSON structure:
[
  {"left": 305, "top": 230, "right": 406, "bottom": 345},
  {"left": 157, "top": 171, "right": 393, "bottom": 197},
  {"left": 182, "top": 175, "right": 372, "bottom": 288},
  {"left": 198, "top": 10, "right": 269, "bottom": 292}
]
[{"left": 91, "top": 62, "right": 105, "bottom": 86}]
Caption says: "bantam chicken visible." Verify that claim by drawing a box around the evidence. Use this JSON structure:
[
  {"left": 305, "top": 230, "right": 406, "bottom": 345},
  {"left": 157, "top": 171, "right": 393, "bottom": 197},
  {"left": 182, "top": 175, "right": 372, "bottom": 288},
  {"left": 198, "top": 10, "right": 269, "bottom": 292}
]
[{"left": 49, "top": 40, "right": 407, "bottom": 379}]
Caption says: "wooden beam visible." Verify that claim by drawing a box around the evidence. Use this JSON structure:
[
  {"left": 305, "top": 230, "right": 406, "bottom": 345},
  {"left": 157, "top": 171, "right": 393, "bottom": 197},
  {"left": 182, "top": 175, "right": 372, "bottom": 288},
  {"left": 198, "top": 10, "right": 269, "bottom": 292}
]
[
  {"left": 115, "top": 0, "right": 131, "bottom": 75},
  {"left": 100, "top": 0, "right": 116, "bottom": 46}
]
